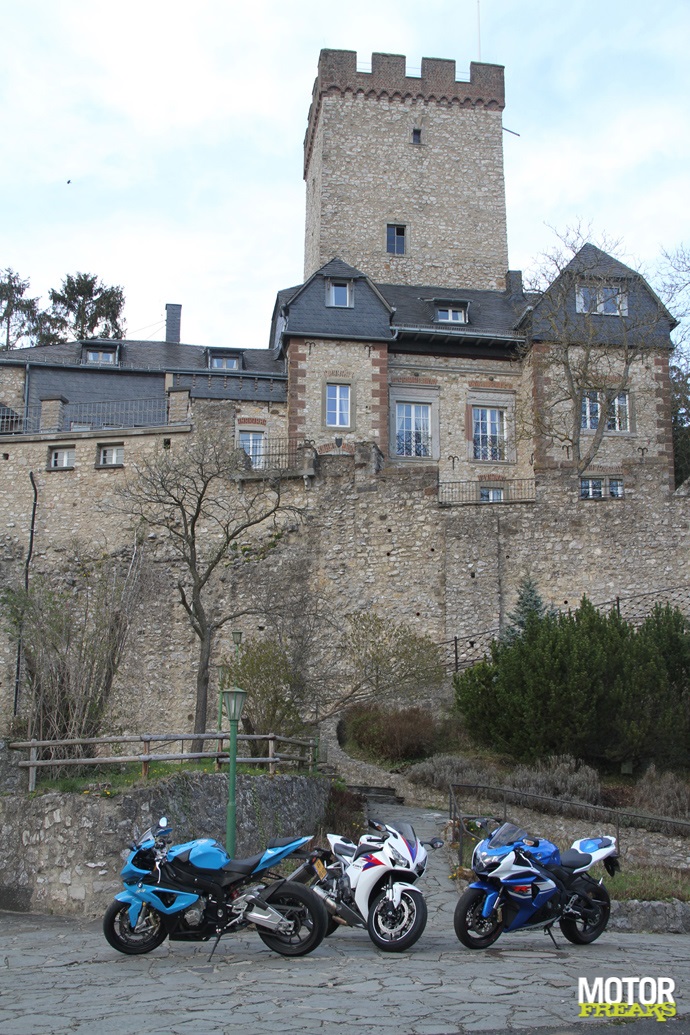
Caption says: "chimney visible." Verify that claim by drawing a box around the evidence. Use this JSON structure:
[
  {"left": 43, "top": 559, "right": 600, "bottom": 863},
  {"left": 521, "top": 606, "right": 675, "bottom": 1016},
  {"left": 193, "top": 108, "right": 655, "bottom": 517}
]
[{"left": 165, "top": 303, "right": 182, "bottom": 343}]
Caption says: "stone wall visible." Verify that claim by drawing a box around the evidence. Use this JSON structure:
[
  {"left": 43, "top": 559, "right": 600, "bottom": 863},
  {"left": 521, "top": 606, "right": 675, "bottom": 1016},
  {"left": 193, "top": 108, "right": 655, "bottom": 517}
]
[{"left": 0, "top": 772, "right": 330, "bottom": 916}]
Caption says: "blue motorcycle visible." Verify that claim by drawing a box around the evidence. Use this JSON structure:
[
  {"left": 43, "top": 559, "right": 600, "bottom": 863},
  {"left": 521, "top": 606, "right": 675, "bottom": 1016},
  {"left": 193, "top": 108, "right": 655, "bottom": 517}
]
[
  {"left": 454, "top": 819, "right": 620, "bottom": 949},
  {"left": 103, "top": 817, "right": 328, "bottom": 957}
]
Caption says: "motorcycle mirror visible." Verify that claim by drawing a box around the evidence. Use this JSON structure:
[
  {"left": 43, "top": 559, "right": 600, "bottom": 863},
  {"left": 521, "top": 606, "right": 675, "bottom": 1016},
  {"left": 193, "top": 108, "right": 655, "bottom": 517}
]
[
  {"left": 429, "top": 838, "right": 444, "bottom": 849},
  {"left": 158, "top": 817, "right": 168, "bottom": 829},
  {"left": 368, "top": 819, "right": 386, "bottom": 833}
]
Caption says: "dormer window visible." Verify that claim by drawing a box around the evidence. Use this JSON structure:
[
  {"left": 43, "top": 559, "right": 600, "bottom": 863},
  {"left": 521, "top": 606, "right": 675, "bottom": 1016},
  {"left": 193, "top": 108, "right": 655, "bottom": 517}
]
[
  {"left": 576, "top": 281, "right": 628, "bottom": 317},
  {"left": 209, "top": 354, "right": 239, "bottom": 370},
  {"left": 326, "top": 280, "right": 353, "bottom": 308},
  {"left": 86, "top": 349, "right": 116, "bottom": 365},
  {"left": 436, "top": 305, "right": 468, "bottom": 324}
]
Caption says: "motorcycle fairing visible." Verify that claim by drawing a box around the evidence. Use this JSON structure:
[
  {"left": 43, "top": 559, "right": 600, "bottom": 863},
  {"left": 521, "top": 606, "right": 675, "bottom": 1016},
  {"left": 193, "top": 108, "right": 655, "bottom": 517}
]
[{"left": 115, "top": 886, "right": 199, "bottom": 927}]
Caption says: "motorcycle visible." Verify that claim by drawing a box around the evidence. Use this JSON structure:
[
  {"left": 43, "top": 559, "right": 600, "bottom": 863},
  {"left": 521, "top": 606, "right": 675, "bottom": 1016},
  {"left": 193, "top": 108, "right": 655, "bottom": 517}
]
[
  {"left": 454, "top": 819, "right": 620, "bottom": 949},
  {"left": 103, "top": 817, "right": 328, "bottom": 958},
  {"left": 291, "top": 818, "right": 443, "bottom": 952}
]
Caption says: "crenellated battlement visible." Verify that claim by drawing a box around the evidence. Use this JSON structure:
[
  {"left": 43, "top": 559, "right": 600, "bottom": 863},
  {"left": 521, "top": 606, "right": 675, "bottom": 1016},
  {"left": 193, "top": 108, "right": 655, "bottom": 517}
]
[{"left": 304, "top": 49, "right": 505, "bottom": 177}]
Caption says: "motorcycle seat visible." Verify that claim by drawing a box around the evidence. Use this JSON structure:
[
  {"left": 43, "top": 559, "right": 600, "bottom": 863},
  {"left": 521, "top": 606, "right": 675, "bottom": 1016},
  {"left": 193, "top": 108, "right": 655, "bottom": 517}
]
[
  {"left": 558, "top": 849, "right": 592, "bottom": 870},
  {"left": 334, "top": 842, "right": 356, "bottom": 857}
]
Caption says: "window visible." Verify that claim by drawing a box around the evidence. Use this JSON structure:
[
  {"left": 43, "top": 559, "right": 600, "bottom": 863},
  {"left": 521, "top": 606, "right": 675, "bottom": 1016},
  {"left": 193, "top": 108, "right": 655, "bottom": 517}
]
[
  {"left": 581, "top": 390, "right": 600, "bottom": 430},
  {"left": 326, "top": 280, "right": 352, "bottom": 308},
  {"left": 411, "top": 128, "right": 422, "bottom": 144},
  {"left": 581, "top": 390, "right": 629, "bottom": 431},
  {"left": 86, "top": 350, "right": 116, "bottom": 365},
  {"left": 473, "top": 407, "right": 507, "bottom": 461},
  {"left": 395, "top": 402, "right": 431, "bottom": 458},
  {"left": 326, "top": 384, "right": 350, "bottom": 427},
  {"left": 580, "top": 476, "right": 624, "bottom": 499},
  {"left": 49, "top": 447, "right": 75, "bottom": 469},
  {"left": 479, "top": 487, "right": 504, "bottom": 503},
  {"left": 98, "top": 445, "right": 124, "bottom": 466},
  {"left": 436, "top": 306, "right": 467, "bottom": 324},
  {"left": 606, "top": 392, "right": 629, "bottom": 432},
  {"left": 239, "top": 430, "right": 265, "bottom": 468},
  {"left": 386, "top": 224, "right": 406, "bottom": 255},
  {"left": 576, "top": 282, "right": 628, "bottom": 316},
  {"left": 210, "top": 355, "right": 239, "bottom": 370}
]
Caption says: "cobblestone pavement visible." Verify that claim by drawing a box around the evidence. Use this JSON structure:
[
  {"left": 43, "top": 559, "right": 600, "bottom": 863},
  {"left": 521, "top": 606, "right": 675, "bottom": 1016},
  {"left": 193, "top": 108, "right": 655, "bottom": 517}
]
[{"left": 0, "top": 804, "right": 688, "bottom": 1035}]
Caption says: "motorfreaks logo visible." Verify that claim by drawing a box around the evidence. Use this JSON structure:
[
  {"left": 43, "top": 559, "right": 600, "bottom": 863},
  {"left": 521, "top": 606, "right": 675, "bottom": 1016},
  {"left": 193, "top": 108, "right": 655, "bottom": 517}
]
[{"left": 578, "top": 977, "right": 676, "bottom": 1022}]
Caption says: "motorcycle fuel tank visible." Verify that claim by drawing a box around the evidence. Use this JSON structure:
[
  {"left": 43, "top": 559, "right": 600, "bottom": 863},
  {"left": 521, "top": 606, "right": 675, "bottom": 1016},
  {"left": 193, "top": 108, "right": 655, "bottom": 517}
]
[
  {"left": 524, "top": 838, "right": 560, "bottom": 866},
  {"left": 168, "top": 838, "right": 230, "bottom": 870}
]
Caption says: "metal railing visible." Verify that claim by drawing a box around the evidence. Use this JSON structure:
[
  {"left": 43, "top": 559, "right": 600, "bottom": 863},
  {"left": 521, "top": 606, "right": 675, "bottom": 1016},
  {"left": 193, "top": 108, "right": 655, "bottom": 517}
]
[
  {"left": 9, "top": 731, "right": 319, "bottom": 791},
  {"left": 448, "top": 782, "right": 690, "bottom": 865},
  {"left": 238, "top": 438, "right": 315, "bottom": 473},
  {"left": 0, "top": 399, "right": 181, "bottom": 436},
  {"left": 438, "top": 479, "right": 536, "bottom": 505}
]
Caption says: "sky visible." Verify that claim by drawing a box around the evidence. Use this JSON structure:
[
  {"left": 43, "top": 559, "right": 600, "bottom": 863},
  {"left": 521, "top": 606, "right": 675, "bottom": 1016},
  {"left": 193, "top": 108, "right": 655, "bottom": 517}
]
[{"left": 1, "top": 0, "right": 689, "bottom": 350}]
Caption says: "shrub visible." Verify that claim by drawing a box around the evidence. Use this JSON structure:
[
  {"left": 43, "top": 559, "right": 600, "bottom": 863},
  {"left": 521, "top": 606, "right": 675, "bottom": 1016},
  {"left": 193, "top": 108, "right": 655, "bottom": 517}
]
[
  {"left": 339, "top": 703, "right": 436, "bottom": 763},
  {"left": 632, "top": 764, "right": 690, "bottom": 819},
  {"left": 506, "top": 755, "right": 601, "bottom": 804},
  {"left": 406, "top": 754, "right": 501, "bottom": 791},
  {"left": 319, "top": 784, "right": 366, "bottom": 841}
]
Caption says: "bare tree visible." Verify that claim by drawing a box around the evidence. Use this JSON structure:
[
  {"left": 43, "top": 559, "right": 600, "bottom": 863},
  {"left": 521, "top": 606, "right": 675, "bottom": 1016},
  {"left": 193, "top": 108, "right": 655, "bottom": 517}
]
[
  {"left": 521, "top": 229, "right": 675, "bottom": 475},
  {"left": 118, "top": 433, "right": 297, "bottom": 736},
  {"left": 2, "top": 543, "right": 143, "bottom": 769}
]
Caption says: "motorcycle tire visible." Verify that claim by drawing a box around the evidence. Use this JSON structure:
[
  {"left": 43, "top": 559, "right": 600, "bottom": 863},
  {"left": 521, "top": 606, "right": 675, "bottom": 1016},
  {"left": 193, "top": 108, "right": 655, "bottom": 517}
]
[
  {"left": 103, "top": 900, "right": 168, "bottom": 955},
  {"left": 559, "top": 884, "right": 610, "bottom": 945},
  {"left": 325, "top": 916, "right": 340, "bottom": 936},
  {"left": 453, "top": 887, "right": 504, "bottom": 949},
  {"left": 256, "top": 881, "right": 328, "bottom": 957},
  {"left": 367, "top": 887, "right": 427, "bottom": 952}
]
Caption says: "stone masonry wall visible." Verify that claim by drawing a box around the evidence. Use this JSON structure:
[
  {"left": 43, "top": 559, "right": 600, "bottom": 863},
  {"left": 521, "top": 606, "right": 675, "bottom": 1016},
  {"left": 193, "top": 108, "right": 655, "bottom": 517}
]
[{"left": 0, "top": 772, "right": 329, "bottom": 916}]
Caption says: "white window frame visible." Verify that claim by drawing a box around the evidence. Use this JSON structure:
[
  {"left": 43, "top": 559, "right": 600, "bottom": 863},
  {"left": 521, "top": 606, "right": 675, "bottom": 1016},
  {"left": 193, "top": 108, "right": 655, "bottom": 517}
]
[
  {"left": 326, "top": 280, "right": 353, "bottom": 308},
  {"left": 238, "top": 429, "right": 265, "bottom": 468},
  {"left": 49, "top": 447, "right": 75, "bottom": 469},
  {"left": 326, "top": 383, "right": 351, "bottom": 428},
  {"left": 576, "top": 282, "right": 628, "bottom": 317},
  {"left": 389, "top": 383, "right": 440, "bottom": 461},
  {"left": 436, "top": 306, "right": 467, "bottom": 324},
  {"left": 98, "top": 444, "right": 124, "bottom": 467},
  {"left": 581, "top": 390, "right": 630, "bottom": 432},
  {"left": 395, "top": 401, "right": 431, "bottom": 458},
  {"left": 580, "top": 476, "right": 624, "bottom": 499},
  {"left": 606, "top": 392, "right": 630, "bottom": 432},
  {"left": 581, "top": 390, "right": 600, "bottom": 430},
  {"left": 473, "top": 406, "right": 508, "bottom": 462},
  {"left": 479, "top": 486, "right": 504, "bottom": 503},
  {"left": 209, "top": 355, "right": 239, "bottom": 370},
  {"left": 86, "top": 349, "right": 116, "bottom": 365}
]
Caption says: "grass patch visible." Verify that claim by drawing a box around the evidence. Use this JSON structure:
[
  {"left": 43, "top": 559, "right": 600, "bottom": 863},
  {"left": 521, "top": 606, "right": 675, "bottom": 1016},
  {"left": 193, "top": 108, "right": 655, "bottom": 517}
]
[
  {"left": 35, "top": 758, "right": 274, "bottom": 794},
  {"left": 602, "top": 865, "right": 690, "bottom": 903}
]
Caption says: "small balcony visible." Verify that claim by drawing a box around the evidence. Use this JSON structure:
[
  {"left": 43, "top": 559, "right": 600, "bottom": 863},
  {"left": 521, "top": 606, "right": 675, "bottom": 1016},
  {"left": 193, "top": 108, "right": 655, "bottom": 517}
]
[
  {"left": 0, "top": 398, "right": 179, "bottom": 436},
  {"left": 438, "top": 479, "right": 536, "bottom": 506}
]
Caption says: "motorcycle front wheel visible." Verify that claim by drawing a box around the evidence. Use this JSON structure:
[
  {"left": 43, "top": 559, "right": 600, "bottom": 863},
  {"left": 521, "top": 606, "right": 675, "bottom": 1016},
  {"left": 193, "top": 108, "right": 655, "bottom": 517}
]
[
  {"left": 367, "top": 888, "right": 427, "bottom": 952},
  {"left": 257, "top": 881, "right": 328, "bottom": 957},
  {"left": 559, "top": 884, "right": 610, "bottom": 944},
  {"left": 454, "top": 887, "right": 504, "bottom": 949},
  {"left": 103, "top": 900, "right": 167, "bottom": 955}
]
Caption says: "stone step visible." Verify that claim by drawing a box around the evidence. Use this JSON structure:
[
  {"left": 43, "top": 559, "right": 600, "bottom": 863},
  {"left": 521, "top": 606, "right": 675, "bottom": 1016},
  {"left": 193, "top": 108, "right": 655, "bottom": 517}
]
[{"left": 346, "top": 784, "right": 404, "bottom": 805}]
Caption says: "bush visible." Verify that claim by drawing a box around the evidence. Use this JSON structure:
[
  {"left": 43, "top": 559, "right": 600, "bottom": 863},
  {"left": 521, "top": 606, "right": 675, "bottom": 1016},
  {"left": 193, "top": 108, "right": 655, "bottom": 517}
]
[
  {"left": 454, "top": 599, "right": 690, "bottom": 769},
  {"left": 319, "top": 784, "right": 366, "bottom": 841},
  {"left": 406, "top": 754, "right": 501, "bottom": 790},
  {"left": 506, "top": 755, "right": 601, "bottom": 804},
  {"left": 632, "top": 764, "right": 690, "bottom": 819},
  {"left": 339, "top": 704, "right": 437, "bottom": 763}
]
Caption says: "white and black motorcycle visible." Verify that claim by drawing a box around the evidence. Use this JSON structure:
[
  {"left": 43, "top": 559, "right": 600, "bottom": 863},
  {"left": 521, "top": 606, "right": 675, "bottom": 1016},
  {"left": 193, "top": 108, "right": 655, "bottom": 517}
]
[{"left": 292, "top": 818, "right": 443, "bottom": 952}]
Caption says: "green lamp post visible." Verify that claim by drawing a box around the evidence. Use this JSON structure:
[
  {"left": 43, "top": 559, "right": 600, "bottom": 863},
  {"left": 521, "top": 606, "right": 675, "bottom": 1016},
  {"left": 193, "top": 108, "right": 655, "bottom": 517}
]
[{"left": 222, "top": 654, "right": 247, "bottom": 858}]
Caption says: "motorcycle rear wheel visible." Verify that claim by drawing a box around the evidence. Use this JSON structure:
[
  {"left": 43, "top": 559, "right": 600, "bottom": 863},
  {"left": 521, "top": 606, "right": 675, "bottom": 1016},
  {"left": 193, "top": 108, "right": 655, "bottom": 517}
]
[
  {"left": 367, "top": 888, "right": 427, "bottom": 952},
  {"left": 454, "top": 887, "right": 504, "bottom": 949},
  {"left": 559, "top": 884, "right": 610, "bottom": 944},
  {"left": 256, "top": 881, "right": 328, "bottom": 957},
  {"left": 103, "top": 900, "right": 167, "bottom": 955}
]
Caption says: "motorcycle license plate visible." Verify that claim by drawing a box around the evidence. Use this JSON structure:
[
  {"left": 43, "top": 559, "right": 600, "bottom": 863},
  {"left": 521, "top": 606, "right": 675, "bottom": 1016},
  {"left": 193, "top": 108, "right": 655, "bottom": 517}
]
[{"left": 314, "top": 858, "right": 327, "bottom": 879}]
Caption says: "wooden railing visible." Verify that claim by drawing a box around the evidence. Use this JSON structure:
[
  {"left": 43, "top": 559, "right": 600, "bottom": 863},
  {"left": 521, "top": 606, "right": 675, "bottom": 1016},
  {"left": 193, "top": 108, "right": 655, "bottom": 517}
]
[{"left": 9, "top": 731, "right": 319, "bottom": 791}]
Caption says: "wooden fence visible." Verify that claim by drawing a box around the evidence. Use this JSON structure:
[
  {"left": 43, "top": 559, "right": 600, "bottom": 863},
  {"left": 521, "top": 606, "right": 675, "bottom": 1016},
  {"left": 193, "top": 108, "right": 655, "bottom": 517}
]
[{"left": 9, "top": 731, "right": 319, "bottom": 791}]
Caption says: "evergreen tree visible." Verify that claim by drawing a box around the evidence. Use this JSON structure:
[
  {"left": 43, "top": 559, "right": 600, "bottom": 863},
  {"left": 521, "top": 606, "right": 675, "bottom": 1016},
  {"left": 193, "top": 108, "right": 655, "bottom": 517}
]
[
  {"left": 44, "top": 272, "right": 125, "bottom": 343},
  {"left": 501, "top": 576, "right": 554, "bottom": 643},
  {"left": 0, "top": 268, "right": 39, "bottom": 350}
]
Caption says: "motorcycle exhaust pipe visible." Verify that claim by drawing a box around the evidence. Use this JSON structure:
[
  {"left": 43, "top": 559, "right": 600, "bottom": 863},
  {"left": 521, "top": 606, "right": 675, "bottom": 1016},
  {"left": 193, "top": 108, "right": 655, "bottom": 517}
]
[{"left": 311, "top": 885, "right": 363, "bottom": 928}]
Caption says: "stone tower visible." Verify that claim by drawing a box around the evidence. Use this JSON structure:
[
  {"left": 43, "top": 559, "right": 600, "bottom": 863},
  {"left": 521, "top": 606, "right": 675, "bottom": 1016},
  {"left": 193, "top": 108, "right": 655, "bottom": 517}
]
[{"left": 303, "top": 49, "right": 509, "bottom": 290}]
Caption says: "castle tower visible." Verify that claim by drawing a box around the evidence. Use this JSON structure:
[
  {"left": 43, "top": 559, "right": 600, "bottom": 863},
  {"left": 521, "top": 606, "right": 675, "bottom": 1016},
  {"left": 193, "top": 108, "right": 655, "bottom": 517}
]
[{"left": 303, "top": 50, "right": 509, "bottom": 290}]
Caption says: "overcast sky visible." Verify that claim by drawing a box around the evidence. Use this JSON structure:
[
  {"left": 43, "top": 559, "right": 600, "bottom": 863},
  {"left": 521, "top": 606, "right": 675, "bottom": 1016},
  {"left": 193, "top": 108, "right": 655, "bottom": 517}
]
[{"left": 2, "top": 0, "right": 689, "bottom": 349}]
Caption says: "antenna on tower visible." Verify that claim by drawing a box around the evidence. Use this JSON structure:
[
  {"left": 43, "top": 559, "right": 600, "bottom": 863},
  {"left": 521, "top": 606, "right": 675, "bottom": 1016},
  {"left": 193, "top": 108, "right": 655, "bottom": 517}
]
[{"left": 477, "top": 0, "right": 482, "bottom": 61}]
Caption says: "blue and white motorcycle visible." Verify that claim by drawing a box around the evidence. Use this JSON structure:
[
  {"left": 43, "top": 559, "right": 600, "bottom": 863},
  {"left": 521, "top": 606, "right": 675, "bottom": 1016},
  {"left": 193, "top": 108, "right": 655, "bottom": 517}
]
[
  {"left": 103, "top": 818, "right": 328, "bottom": 957},
  {"left": 454, "top": 819, "right": 620, "bottom": 949}
]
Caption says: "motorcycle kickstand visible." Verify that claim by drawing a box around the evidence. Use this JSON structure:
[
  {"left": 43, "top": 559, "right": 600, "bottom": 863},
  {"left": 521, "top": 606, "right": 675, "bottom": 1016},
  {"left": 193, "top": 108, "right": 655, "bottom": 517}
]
[
  {"left": 208, "top": 928, "right": 223, "bottom": 962},
  {"left": 544, "top": 921, "right": 559, "bottom": 950}
]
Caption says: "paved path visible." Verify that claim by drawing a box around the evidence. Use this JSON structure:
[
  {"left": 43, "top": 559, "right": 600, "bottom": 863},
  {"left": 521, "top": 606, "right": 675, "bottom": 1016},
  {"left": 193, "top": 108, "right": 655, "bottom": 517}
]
[{"left": 0, "top": 804, "right": 688, "bottom": 1035}]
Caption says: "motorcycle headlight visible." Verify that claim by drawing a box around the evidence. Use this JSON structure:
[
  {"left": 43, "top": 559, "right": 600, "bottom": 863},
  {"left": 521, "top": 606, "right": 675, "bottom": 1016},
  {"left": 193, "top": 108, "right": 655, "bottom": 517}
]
[
  {"left": 473, "top": 847, "right": 499, "bottom": 874},
  {"left": 389, "top": 846, "right": 409, "bottom": 868}
]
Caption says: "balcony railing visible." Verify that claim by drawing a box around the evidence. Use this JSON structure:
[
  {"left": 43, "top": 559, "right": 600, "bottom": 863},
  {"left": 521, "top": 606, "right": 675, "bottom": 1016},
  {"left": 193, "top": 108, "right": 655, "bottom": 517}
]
[
  {"left": 0, "top": 399, "right": 179, "bottom": 435},
  {"left": 438, "top": 479, "right": 536, "bottom": 506},
  {"left": 238, "top": 438, "right": 315, "bottom": 473}
]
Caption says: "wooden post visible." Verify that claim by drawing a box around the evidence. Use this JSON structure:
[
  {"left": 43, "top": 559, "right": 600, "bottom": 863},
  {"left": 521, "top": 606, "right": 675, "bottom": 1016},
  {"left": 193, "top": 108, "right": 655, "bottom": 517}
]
[
  {"left": 29, "top": 741, "right": 37, "bottom": 793},
  {"left": 142, "top": 738, "right": 151, "bottom": 779},
  {"left": 268, "top": 735, "right": 276, "bottom": 776}
]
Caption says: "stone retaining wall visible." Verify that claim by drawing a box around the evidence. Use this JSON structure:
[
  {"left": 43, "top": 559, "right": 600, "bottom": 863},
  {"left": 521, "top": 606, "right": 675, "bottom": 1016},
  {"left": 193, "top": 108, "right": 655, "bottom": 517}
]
[{"left": 0, "top": 772, "right": 330, "bottom": 918}]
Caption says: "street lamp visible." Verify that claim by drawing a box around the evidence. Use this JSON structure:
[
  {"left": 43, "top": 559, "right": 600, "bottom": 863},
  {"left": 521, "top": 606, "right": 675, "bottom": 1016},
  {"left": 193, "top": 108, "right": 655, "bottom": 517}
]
[{"left": 222, "top": 684, "right": 247, "bottom": 858}]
